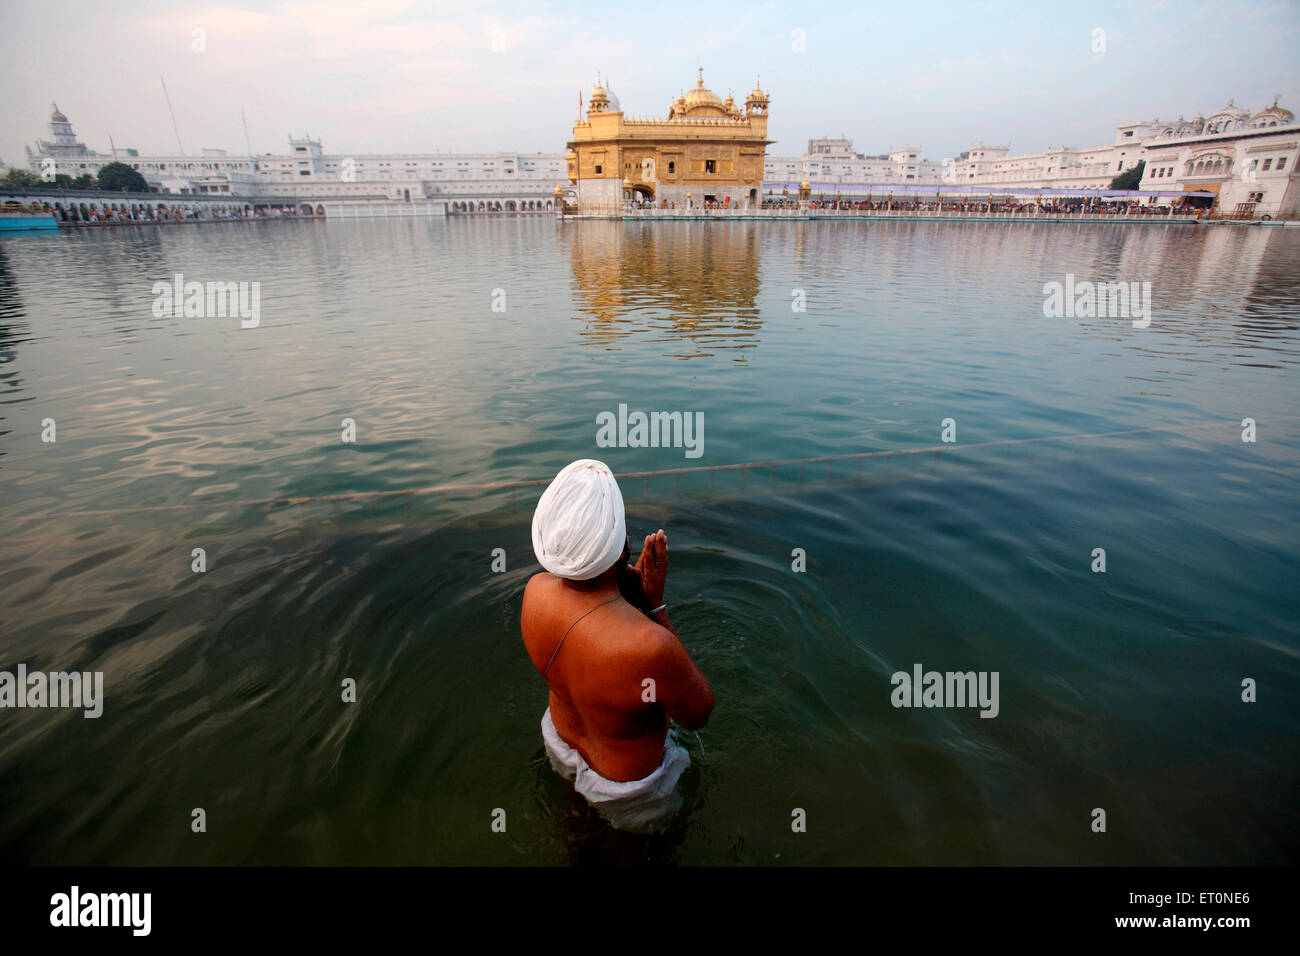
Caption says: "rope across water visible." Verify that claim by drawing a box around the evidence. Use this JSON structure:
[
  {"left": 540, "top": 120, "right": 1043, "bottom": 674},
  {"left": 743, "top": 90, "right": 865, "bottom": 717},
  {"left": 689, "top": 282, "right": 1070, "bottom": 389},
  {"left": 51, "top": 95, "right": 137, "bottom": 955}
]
[{"left": 2, "top": 417, "right": 1288, "bottom": 526}]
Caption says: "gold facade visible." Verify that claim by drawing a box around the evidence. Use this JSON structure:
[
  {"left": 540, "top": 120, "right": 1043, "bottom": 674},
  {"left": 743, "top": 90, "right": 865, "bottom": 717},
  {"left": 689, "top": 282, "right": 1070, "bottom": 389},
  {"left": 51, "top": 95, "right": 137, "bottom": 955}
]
[{"left": 567, "top": 70, "right": 771, "bottom": 206}]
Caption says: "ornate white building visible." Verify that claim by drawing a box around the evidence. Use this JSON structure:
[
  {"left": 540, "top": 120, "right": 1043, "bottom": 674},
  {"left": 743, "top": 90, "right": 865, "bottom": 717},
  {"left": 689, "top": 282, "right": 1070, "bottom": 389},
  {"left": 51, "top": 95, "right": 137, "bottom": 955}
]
[
  {"left": 26, "top": 104, "right": 96, "bottom": 160},
  {"left": 26, "top": 107, "right": 565, "bottom": 211},
  {"left": 764, "top": 137, "right": 946, "bottom": 186},
  {"left": 767, "top": 99, "right": 1298, "bottom": 216},
  {"left": 1137, "top": 100, "right": 1298, "bottom": 217}
]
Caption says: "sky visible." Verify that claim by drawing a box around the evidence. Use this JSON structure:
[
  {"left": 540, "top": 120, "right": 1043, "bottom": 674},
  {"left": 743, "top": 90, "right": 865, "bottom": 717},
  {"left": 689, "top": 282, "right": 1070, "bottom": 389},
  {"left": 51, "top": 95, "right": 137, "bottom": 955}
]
[{"left": 2, "top": 0, "right": 1298, "bottom": 167}]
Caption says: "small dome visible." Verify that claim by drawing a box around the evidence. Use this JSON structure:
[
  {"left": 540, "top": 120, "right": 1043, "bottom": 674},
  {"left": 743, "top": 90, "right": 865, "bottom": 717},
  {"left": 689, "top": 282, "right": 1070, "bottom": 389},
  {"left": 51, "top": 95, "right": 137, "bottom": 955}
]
[
  {"left": 50, "top": 102, "right": 68, "bottom": 122},
  {"left": 1250, "top": 102, "right": 1294, "bottom": 127},
  {"left": 1204, "top": 104, "right": 1248, "bottom": 134},
  {"left": 589, "top": 81, "right": 621, "bottom": 113}
]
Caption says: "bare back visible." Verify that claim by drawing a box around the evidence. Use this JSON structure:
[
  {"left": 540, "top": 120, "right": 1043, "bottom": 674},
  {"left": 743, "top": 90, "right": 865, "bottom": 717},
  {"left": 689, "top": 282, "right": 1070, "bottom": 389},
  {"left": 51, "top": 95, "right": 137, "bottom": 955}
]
[{"left": 522, "top": 572, "right": 713, "bottom": 782}]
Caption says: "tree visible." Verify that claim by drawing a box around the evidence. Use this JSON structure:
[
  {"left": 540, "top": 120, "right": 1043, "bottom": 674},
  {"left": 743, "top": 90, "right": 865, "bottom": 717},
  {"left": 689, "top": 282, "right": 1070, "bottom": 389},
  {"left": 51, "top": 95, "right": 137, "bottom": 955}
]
[
  {"left": 1, "top": 168, "right": 43, "bottom": 189},
  {"left": 97, "top": 162, "right": 149, "bottom": 192},
  {"left": 1109, "top": 160, "right": 1145, "bottom": 190},
  {"left": 72, "top": 173, "right": 97, "bottom": 189},
  {"left": 54, "top": 173, "right": 73, "bottom": 189}
]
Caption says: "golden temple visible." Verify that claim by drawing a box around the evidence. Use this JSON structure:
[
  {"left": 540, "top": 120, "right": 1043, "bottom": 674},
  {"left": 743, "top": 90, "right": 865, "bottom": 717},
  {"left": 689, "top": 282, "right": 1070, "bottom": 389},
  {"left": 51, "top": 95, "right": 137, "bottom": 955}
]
[{"left": 566, "top": 69, "right": 771, "bottom": 209}]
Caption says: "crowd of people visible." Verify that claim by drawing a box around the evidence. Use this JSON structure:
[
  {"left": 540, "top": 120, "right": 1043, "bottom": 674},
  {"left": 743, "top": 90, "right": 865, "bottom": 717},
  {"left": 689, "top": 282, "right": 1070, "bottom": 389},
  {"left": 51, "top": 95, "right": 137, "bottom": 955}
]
[
  {"left": 617, "top": 196, "right": 1208, "bottom": 216},
  {"left": 6, "top": 199, "right": 320, "bottom": 225},
  {"left": 764, "top": 198, "right": 1206, "bottom": 216}
]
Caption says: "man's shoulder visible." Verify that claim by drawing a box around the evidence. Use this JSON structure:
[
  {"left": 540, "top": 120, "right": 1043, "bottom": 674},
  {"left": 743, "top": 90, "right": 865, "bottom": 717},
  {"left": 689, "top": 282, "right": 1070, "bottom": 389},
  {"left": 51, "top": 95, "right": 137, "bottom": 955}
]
[
  {"left": 523, "top": 571, "right": 557, "bottom": 601},
  {"left": 612, "top": 610, "right": 681, "bottom": 661}
]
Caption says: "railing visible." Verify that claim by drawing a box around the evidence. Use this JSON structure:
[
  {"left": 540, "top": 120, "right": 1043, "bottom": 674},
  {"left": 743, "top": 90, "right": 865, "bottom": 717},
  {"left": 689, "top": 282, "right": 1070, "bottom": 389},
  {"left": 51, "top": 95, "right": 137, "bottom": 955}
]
[
  {"left": 561, "top": 203, "right": 1208, "bottom": 222},
  {"left": 810, "top": 206, "right": 1203, "bottom": 221}
]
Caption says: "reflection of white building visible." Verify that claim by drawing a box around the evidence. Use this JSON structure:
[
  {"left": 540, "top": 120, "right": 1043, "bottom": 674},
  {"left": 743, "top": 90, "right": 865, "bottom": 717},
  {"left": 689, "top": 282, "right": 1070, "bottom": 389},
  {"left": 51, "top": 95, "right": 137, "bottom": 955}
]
[{"left": 26, "top": 107, "right": 565, "bottom": 209}]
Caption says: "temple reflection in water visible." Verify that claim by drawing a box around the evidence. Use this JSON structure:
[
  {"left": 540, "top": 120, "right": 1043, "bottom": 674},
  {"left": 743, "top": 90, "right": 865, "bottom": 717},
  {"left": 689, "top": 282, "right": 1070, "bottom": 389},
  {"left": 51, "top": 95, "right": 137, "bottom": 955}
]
[{"left": 561, "top": 219, "right": 764, "bottom": 361}]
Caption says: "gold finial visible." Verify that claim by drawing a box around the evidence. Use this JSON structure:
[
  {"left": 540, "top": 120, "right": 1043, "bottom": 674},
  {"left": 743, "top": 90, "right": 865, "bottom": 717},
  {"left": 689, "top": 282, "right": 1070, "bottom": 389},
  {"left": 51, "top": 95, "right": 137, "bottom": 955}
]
[{"left": 697, "top": 67, "right": 704, "bottom": 88}]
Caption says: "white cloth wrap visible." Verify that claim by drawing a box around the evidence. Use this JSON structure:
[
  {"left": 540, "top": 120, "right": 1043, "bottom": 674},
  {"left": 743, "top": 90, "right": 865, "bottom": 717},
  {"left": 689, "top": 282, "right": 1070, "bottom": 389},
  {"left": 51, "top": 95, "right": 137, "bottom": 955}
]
[
  {"left": 531, "top": 459, "right": 626, "bottom": 581},
  {"left": 541, "top": 708, "right": 690, "bottom": 833}
]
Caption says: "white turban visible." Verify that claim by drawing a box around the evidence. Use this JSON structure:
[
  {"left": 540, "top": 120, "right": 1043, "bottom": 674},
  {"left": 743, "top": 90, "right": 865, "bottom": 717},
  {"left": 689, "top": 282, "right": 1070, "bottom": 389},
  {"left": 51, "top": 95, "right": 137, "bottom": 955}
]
[{"left": 531, "top": 459, "right": 626, "bottom": 580}]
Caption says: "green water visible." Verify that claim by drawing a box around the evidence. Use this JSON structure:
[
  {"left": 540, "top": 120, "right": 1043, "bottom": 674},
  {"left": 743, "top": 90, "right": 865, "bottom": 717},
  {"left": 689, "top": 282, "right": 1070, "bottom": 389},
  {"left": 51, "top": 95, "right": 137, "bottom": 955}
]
[{"left": 0, "top": 218, "right": 1296, "bottom": 864}]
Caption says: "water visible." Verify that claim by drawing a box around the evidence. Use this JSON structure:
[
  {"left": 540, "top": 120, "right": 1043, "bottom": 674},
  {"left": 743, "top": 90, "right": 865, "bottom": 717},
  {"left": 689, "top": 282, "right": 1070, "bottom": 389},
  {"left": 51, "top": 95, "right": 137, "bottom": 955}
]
[{"left": 1, "top": 218, "right": 1296, "bottom": 865}]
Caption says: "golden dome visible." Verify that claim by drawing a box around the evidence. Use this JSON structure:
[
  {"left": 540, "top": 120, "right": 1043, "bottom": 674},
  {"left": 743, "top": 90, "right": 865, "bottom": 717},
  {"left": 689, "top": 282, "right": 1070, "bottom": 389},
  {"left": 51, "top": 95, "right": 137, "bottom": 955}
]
[
  {"left": 1251, "top": 101, "right": 1294, "bottom": 125},
  {"left": 681, "top": 68, "right": 724, "bottom": 111},
  {"left": 684, "top": 87, "right": 723, "bottom": 110},
  {"left": 50, "top": 102, "right": 68, "bottom": 122}
]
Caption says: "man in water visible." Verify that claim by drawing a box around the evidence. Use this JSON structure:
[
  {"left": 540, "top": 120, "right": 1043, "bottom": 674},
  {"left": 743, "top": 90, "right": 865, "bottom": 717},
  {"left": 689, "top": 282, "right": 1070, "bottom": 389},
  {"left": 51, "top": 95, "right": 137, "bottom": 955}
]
[{"left": 522, "top": 459, "right": 714, "bottom": 832}]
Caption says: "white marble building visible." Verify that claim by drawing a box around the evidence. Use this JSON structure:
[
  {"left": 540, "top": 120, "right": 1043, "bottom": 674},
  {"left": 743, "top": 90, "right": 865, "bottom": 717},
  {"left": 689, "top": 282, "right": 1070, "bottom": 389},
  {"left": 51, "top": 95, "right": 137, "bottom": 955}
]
[
  {"left": 764, "top": 137, "right": 946, "bottom": 186},
  {"left": 767, "top": 100, "right": 1298, "bottom": 216},
  {"left": 1137, "top": 101, "right": 1298, "bottom": 217},
  {"left": 26, "top": 108, "right": 565, "bottom": 210}
]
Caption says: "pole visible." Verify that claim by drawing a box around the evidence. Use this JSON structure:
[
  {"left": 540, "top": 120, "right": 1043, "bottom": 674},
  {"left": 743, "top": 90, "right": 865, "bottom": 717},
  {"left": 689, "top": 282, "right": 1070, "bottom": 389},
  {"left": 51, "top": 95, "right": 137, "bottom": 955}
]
[{"left": 161, "top": 76, "right": 185, "bottom": 153}]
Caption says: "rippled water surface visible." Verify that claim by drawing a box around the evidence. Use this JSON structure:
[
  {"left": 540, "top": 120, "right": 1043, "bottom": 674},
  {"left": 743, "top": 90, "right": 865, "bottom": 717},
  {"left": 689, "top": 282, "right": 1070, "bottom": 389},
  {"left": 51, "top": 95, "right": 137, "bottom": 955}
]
[{"left": 1, "top": 218, "right": 1297, "bottom": 865}]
